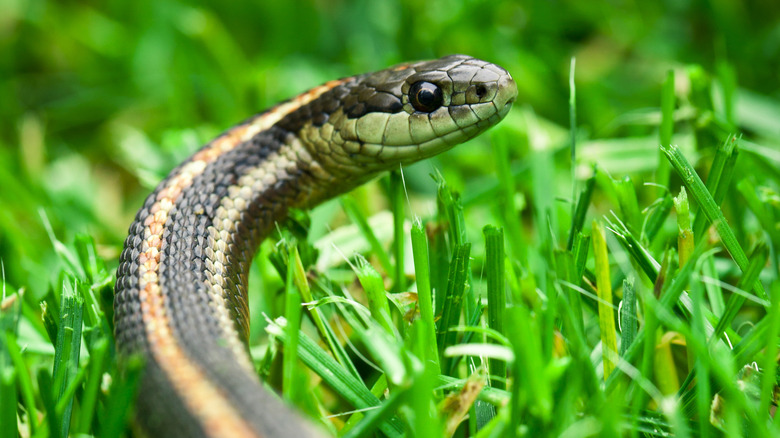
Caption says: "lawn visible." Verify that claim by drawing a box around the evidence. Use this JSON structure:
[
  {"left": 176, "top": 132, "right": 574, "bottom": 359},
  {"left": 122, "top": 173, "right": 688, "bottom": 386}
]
[{"left": 1, "top": 1, "right": 780, "bottom": 437}]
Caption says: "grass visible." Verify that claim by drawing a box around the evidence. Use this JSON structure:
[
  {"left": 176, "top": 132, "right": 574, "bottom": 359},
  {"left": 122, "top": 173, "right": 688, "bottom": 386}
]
[{"left": 3, "top": 1, "right": 780, "bottom": 437}]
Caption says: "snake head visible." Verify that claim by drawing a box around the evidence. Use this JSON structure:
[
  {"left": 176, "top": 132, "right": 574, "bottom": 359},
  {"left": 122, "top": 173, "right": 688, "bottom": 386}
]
[{"left": 277, "top": 54, "right": 516, "bottom": 181}]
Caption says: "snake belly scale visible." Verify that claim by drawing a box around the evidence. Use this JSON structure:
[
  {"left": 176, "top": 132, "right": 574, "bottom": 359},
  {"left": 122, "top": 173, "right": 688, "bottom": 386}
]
[{"left": 113, "top": 54, "right": 517, "bottom": 437}]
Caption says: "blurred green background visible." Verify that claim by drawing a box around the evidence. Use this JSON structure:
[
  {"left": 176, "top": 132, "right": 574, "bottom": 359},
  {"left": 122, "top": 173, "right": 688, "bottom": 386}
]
[{"left": 1, "top": 0, "right": 779, "bottom": 296}]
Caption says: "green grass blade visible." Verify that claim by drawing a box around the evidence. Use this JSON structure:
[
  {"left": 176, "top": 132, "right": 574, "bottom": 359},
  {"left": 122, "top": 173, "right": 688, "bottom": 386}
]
[
  {"left": 409, "top": 321, "right": 444, "bottom": 437},
  {"left": 52, "top": 279, "right": 84, "bottom": 438},
  {"left": 607, "top": 236, "right": 712, "bottom": 391},
  {"left": 5, "top": 332, "right": 38, "bottom": 435},
  {"left": 341, "top": 383, "right": 408, "bottom": 438},
  {"left": 37, "top": 368, "right": 58, "bottom": 437},
  {"left": 76, "top": 337, "right": 109, "bottom": 434},
  {"left": 555, "top": 282, "right": 601, "bottom": 402},
  {"left": 341, "top": 196, "right": 393, "bottom": 275},
  {"left": 737, "top": 178, "right": 780, "bottom": 273},
  {"left": 0, "top": 365, "right": 17, "bottom": 438},
  {"left": 643, "top": 194, "right": 673, "bottom": 244},
  {"left": 674, "top": 187, "right": 693, "bottom": 266},
  {"left": 572, "top": 232, "right": 590, "bottom": 282},
  {"left": 615, "top": 177, "right": 642, "bottom": 234},
  {"left": 491, "top": 131, "right": 527, "bottom": 263},
  {"left": 40, "top": 293, "right": 59, "bottom": 346},
  {"left": 437, "top": 375, "right": 511, "bottom": 406},
  {"left": 661, "top": 143, "right": 766, "bottom": 299},
  {"left": 438, "top": 243, "right": 471, "bottom": 373},
  {"left": 506, "top": 304, "right": 552, "bottom": 424},
  {"left": 760, "top": 282, "right": 780, "bottom": 423},
  {"left": 592, "top": 221, "right": 618, "bottom": 379},
  {"left": 356, "top": 256, "right": 394, "bottom": 335},
  {"left": 555, "top": 250, "right": 585, "bottom": 335},
  {"left": 283, "top": 244, "right": 303, "bottom": 403},
  {"left": 657, "top": 69, "right": 675, "bottom": 190},
  {"left": 567, "top": 172, "right": 596, "bottom": 251},
  {"left": 629, "top": 254, "right": 662, "bottom": 433},
  {"left": 428, "top": 216, "right": 450, "bottom": 319},
  {"left": 702, "top": 254, "right": 725, "bottom": 317},
  {"left": 605, "top": 215, "right": 660, "bottom": 284},
  {"left": 2, "top": 289, "right": 34, "bottom": 436},
  {"left": 293, "top": 249, "right": 359, "bottom": 380},
  {"left": 266, "top": 319, "right": 405, "bottom": 436},
  {"left": 411, "top": 219, "right": 440, "bottom": 374},
  {"left": 569, "top": 57, "right": 577, "bottom": 183},
  {"left": 688, "top": 278, "right": 712, "bottom": 438},
  {"left": 716, "top": 61, "right": 737, "bottom": 128},
  {"left": 691, "top": 136, "right": 738, "bottom": 240},
  {"left": 389, "top": 169, "right": 406, "bottom": 293},
  {"left": 484, "top": 226, "right": 506, "bottom": 390},
  {"left": 474, "top": 404, "right": 510, "bottom": 438},
  {"left": 709, "top": 242, "right": 768, "bottom": 345},
  {"left": 619, "top": 278, "right": 637, "bottom": 357},
  {"left": 436, "top": 173, "right": 466, "bottom": 248},
  {"left": 98, "top": 357, "right": 143, "bottom": 438}
]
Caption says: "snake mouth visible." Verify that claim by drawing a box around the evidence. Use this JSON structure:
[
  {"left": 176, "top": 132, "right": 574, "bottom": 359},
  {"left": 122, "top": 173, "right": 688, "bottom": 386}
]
[
  {"left": 363, "top": 103, "right": 514, "bottom": 165},
  {"left": 361, "top": 73, "right": 517, "bottom": 166},
  {"left": 495, "top": 74, "right": 518, "bottom": 113}
]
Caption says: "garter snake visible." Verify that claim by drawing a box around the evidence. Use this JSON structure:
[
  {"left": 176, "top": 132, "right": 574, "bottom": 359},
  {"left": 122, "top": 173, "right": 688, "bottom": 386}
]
[{"left": 114, "top": 54, "right": 517, "bottom": 437}]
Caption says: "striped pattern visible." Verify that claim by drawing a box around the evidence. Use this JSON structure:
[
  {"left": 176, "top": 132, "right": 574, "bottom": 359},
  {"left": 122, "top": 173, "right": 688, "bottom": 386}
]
[{"left": 114, "top": 55, "right": 517, "bottom": 437}]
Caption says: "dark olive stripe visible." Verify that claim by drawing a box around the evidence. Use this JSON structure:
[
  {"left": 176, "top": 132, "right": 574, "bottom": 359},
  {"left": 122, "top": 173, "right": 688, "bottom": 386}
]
[
  {"left": 134, "top": 360, "right": 210, "bottom": 437},
  {"left": 158, "top": 126, "right": 318, "bottom": 436}
]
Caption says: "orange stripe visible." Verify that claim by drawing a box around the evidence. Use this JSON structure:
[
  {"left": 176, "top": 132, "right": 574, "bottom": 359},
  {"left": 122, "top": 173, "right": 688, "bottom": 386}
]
[{"left": 134, "top": 78, "right": 347, "bottom": 436}]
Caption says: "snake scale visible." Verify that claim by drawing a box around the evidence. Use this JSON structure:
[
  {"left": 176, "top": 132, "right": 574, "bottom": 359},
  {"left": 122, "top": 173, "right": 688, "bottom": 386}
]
[{"left": 113, "top": 54, "right": 517, "bottom": 437}]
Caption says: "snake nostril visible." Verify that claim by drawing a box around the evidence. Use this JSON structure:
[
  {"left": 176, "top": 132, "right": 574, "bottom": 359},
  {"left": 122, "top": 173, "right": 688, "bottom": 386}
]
[{"left": 475, "top": 85, "right": 488, "bottom": 99}]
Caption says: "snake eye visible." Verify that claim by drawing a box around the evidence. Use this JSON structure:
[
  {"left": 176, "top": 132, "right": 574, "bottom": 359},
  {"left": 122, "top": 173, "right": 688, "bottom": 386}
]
[{"left": 409, "top": 81, "right": 443, "bottom": 113}]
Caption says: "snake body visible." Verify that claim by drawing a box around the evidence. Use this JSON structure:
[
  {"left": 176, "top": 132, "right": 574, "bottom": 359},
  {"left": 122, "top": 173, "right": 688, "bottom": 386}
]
[{"left": 113, "top": 54, "right": 517, "bottom": 437}]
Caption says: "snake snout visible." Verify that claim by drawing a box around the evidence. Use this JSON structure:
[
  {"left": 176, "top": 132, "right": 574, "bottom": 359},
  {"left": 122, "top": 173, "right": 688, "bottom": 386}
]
[{"left": 495, "top": 74, "right": 518, "bottom": 110}]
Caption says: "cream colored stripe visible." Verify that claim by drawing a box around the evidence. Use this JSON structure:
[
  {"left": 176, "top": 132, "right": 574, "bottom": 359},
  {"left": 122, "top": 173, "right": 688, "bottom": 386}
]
[
  {"left": 204, "top": 146, "right": 301, "bottom": 369},
  {"left": 135, "top": 78, "right": 345, "bottom": 436},
  {"left": 138, "top": 145, "right": 260, "bottom": 437}
]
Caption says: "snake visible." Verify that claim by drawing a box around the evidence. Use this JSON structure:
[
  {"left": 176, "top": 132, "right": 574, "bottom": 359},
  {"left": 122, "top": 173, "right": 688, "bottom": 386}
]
[{"left": 113, "top": 54, "right": 517, "bottom": 437}]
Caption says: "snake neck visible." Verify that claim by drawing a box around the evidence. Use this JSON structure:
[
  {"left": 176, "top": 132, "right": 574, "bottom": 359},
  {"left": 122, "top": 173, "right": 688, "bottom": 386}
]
[
  {"left": 164, "top": 124, "right": 344, "bottom": 351},
  {"left": 114, "top": 122, "right": 332, "bottom": 437}
]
